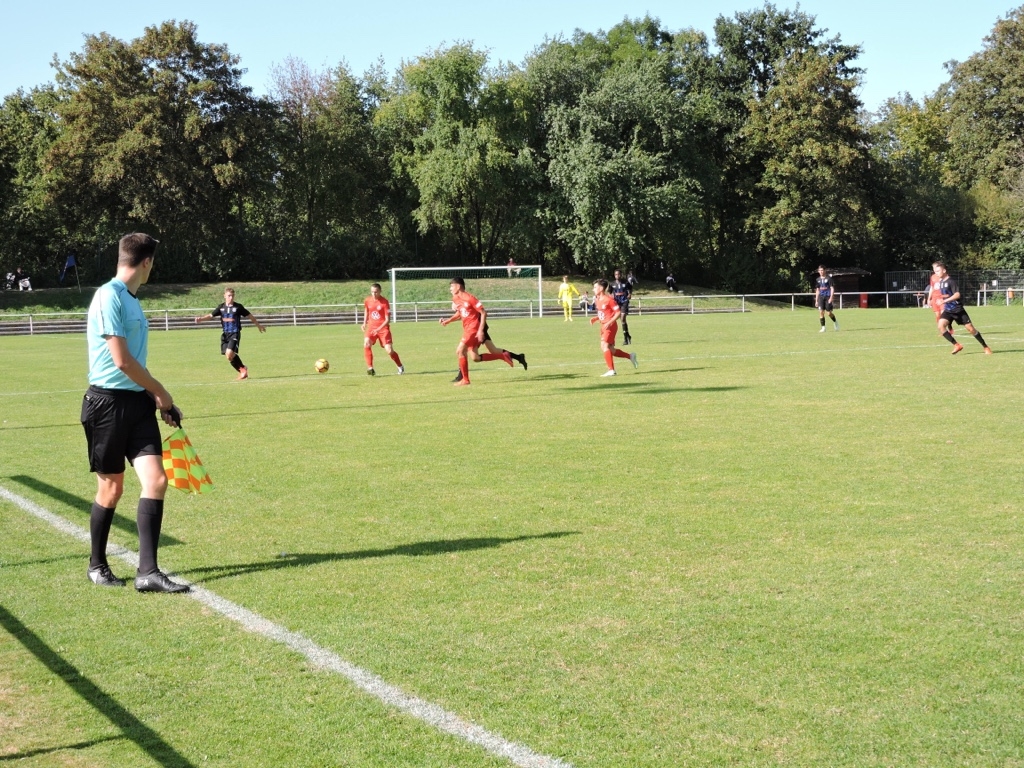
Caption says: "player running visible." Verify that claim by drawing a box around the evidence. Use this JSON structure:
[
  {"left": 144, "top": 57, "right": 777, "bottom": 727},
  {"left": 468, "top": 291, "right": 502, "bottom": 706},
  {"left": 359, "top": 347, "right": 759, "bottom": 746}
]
[
  {"left": 450, "top": 325, "right": 527, "bottom": 382},
  {"left": 194, "top": 287, "right": 266, "bottom": 379},
  {"left": 815, "top": 266, "right": 839, "bottom": 332},
  {"left": 610, "top": 269, "right": 633, "bottom": 344},
  {"left": 440, "top": 278, "right": 522, "bottom": 386},
  {"left": 932, "top": 262, "right": 992, "bottom": 355},
  {"left": 362, "top": 283, "right": 404, "bottom": 375},
  {"left": 924, "top": 269, "right": 953, "bottom": 336},
  {"left": 591, "top": 279, "right": 637, "bottom": 377}
]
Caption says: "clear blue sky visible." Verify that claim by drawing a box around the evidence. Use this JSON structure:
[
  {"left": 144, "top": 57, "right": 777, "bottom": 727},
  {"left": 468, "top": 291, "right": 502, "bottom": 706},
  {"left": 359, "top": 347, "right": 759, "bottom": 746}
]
[{"left": 2, "top": 0, "right": 1018, "bottom": 113}]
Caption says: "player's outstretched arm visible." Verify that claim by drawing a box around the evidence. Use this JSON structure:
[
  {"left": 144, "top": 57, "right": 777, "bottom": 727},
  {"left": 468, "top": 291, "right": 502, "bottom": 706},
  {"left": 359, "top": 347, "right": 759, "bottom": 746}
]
[
  {"left": 440, "top": 312, "right": 459, "bottom": 326},
  {"left": 194, "top": 313, "right": 213, "bottom": 323},
  {"left": 248, "top": 315, "right": 266, "bottom": 333}
]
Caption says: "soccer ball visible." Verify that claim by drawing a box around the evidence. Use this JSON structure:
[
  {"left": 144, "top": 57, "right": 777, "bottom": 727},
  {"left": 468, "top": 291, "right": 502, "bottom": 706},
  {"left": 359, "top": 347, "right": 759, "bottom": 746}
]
[{"left": 314, "top": 358, "right": 329, "bottom": 373}]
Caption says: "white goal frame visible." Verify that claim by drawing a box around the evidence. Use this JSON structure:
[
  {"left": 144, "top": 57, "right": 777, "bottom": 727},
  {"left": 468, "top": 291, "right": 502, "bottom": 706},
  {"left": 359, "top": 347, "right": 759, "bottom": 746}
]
[{"left": 387, "top": 265, "right": 544, "bottom": 320}]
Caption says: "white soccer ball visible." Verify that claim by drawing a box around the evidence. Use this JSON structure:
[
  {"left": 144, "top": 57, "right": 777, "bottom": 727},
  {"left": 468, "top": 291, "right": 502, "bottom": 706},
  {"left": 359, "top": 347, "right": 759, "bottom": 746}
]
[{"left": 314, "top": 358, "right": 330, "bottom": 373}]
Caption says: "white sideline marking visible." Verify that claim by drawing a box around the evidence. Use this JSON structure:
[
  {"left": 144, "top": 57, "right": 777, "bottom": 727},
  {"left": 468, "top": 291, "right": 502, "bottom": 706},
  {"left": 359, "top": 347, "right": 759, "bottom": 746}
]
[{"left": 0, "top": 484, "right": 573, "bottom": 768}]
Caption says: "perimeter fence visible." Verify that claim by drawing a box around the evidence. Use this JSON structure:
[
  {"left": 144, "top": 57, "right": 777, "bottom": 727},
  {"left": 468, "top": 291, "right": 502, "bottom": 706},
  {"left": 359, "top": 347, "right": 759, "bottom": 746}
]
[{"left": 1, "top": 289, "right": 1020, "bottom": 336}]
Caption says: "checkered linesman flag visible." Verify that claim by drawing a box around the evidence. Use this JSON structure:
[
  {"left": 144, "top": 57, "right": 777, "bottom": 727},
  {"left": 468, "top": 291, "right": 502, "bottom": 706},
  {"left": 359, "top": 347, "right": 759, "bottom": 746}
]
[{"left": 162, "top": 427, "right": 214, "bottom": 494}]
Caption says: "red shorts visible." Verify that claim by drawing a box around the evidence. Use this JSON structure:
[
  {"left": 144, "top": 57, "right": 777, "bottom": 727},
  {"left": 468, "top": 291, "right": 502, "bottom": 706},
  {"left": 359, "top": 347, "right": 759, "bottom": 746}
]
[
  {"left": 600, "top": 321, "right": 618, "bottom": 345},
  {"left": 931, "top": 304, "right": 943, "bottom": 320},
  {"left": 366, "top": 327, "right": 393, "bottom": 347},
  {"left": 460, "top": 326, "right": 482, "bottom": 349}
]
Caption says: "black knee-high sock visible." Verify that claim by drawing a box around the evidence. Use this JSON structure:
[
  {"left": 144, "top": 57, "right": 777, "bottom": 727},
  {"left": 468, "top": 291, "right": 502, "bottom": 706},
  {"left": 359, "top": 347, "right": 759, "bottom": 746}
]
[
  {"left": 229, "top": 355, "right": 244, "bottom": 370},
  {"left": 942, "top": 331, "right": 956, "bottom": 343},
  {"left": 136, "top": 498, "right": 165, "bottom": 575},
  {"left": 829, "top": 313, "right": 836, "bottom": 322},
  {"left": 973, "top": 332, "right": 988, "bottom": 347},
  {"left": 90, "top": 502, "right": 116, "bottom": 568},
  {"left": 820, "top": 317, "right": 826, "bottom": 327}
]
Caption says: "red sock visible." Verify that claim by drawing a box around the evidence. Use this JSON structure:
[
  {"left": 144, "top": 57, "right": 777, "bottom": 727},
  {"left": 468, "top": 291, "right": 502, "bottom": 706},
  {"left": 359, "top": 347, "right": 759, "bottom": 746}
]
[
  {"left": 459, "top": 357, "right": 470, "bottom": 382},
  {"left": 364, "top": 347, "right": 374, "bottom": 367},
  {"left": 480, "top": 353, "right": 502, "bottom": 362},
  {"left": 389, "top": 351, "right": 402, "bottom": 366},
  {"left": 604, "top": 350, "right": 614, "bottom": 369},
  {"left": 613, "top": 349, "right": 631, "bottom": 359}
]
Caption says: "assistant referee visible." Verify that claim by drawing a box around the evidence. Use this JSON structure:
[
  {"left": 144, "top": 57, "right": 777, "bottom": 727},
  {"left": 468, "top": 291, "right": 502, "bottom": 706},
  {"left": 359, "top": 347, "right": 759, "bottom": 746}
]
[{"left": 81, "top": 232, "right": 189, "bottom": 593}]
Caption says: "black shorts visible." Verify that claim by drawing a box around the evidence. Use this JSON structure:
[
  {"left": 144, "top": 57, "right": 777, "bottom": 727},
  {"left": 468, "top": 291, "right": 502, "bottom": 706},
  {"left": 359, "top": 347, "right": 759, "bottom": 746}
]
[
  {"left": 816, "top": 296, "right": 833, "bottom": 311},
  {"left": 221, "top": 332, "right": 241, "bottom": 355},
  {"left": 481, "top": 323, "right": 492, "bottom": 343},
  {"left": 616, "top": 302, "right": 630, "bottom": 316},
  {"left": 940, "top": 308, "right": 972, "bottom": 327},
  {"left": 81, "top": 386, "right": 162, "bottom": 475}
]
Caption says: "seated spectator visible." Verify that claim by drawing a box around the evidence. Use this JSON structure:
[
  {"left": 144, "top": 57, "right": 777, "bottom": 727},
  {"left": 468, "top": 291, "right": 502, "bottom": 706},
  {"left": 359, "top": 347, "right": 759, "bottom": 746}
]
[
  {"left": 15, "top": 266, "right": 32, "bottom": 291},
  {"left": 665, "top": 273, "right": 677, "bottom": 292}
]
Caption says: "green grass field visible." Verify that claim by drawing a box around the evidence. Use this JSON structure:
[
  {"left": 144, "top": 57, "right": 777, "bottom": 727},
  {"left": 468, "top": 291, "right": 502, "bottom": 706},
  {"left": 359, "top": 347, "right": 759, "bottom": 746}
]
[{"left": 2, "top": 307, "right": 1023, "bottom": 767}]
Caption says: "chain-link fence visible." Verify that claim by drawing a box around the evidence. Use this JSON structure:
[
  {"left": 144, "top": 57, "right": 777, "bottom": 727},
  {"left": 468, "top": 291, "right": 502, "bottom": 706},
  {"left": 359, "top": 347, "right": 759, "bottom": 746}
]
[{"left": 885, "top": 269, "right": 1024, "bottom": 305}]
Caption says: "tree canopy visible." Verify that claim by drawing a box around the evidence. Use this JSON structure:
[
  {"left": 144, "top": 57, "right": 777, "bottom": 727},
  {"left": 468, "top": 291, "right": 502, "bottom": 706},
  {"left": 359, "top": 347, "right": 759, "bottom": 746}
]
[{"left": 2, "top": 5, "right": 1023, "bottom": 287}]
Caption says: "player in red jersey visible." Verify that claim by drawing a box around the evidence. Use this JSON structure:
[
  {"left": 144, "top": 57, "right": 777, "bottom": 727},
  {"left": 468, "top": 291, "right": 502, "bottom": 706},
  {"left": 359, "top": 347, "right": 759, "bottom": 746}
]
[
  {"left": 924, "top": 270, "right": 952, "bottom": 336},
  {"left": 440, "top": 277, "right": 514, "bottom": 386},
  {"left": 591, "top": 279, "right": 637, "bottom": 377},
  {"left": 362, "top": 283, "right": 404, "bottom": 375}
]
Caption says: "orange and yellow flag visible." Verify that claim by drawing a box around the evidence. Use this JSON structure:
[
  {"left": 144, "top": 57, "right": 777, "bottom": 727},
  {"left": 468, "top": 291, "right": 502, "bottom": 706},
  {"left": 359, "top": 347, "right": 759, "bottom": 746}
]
[{"left": 161, "top": 427, "right": 213, "bottom": 494}]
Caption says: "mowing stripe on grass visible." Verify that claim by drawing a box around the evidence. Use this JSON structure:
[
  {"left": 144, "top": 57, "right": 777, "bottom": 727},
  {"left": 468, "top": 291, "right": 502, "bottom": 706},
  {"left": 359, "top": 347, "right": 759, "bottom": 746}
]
[{"left": 0, "top": 484, "right": 574, "bottom": 768}]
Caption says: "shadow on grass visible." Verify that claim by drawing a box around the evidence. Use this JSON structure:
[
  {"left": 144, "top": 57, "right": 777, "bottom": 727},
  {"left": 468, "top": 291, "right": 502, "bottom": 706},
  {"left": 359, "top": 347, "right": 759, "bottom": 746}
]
[
  {"left": 0, "top": 553, "right": 81, "bottom": 569},
  {"left": 633, "top": 386, "right": 746, "bottom": 395},
  {"left": 8, "top": 475, "right": 183, "bottom": 547},
  {"left": 653, "top": 366, "right": 709, "bottom": 374},
  {"left": 0, "top": 605, "right": 198, "bottom": 768},
  {"left": 0, "top": 736, "right": 124, "bottom": 762},
  {"left": 566, "top": 380, "right": 747, "bottom": 394},
  {"left": 180, "top": 531, "right": 580, "bottom": 584},
  {"left": 518, "top": 373, "right": 588, "bottom": 382}
]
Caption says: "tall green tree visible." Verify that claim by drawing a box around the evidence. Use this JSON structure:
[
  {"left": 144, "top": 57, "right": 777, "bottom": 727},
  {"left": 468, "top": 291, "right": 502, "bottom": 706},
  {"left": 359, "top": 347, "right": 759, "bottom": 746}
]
[
  {"left": 546, "top": 56, "right": 704, "bottom": 274},
  {"left": 945, "top": 5, "right": 1024, "bottom": 267},
  {"left": 869, "top": 93, "right": 975, "bottom": 267},
  {"left": 45, "top": 20, "right": 277, "bottom": 280},
  {"left": 710, "top": 4, "right": 868, "bottom": 289},
  {"left": 0, "top": 87, "right": 66, "bottom": 284},
  {"left": 261, "top": 58, "right": 389, "bottom": 278},
  {"left": 380, "top": 45, "right": 540, "bottom": 265},
  {"left": 744, "top": 50, "right": 877, "bottom": 281}
]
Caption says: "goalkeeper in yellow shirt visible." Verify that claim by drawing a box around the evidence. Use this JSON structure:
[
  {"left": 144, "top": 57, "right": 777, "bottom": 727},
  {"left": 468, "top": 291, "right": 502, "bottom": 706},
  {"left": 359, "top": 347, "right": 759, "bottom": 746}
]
[{"left": 557, "top": 275, "right": 580, "bottom": 321}]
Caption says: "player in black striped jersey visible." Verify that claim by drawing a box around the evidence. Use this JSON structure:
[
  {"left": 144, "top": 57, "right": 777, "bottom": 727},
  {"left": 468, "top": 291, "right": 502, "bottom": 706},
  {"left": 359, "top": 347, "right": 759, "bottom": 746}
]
[{"left": 932, "top": 262, "right": 992, "bottom": 355}]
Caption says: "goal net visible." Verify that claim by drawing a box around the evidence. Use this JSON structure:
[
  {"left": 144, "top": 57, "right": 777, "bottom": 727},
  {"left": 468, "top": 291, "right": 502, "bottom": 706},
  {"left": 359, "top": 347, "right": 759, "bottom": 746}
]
[{"left": 387, "top": 266, "right": 544, "bottom": 322}]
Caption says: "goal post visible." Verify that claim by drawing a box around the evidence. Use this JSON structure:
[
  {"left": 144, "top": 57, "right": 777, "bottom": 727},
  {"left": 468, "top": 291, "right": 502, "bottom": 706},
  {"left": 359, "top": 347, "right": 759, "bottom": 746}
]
[{"left": 387, "top": 265, "right": 544, "bottom": 321}]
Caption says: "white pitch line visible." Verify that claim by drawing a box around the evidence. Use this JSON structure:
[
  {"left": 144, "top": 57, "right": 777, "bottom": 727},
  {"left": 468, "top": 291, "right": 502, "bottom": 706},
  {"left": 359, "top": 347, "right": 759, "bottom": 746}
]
[{"left": 0, "top": 484, "right": 573, "bottom": 768}]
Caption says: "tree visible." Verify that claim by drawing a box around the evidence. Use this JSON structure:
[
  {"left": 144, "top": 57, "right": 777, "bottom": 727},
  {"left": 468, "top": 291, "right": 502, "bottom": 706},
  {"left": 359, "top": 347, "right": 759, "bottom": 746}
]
[
  {"left": 261, "top": 58, "right": 388, "bottom": 278},
  {"left": 868, "top": 93, "right": 976, "bottom": 267},
  {"left": 709, "top": 3, "right": 868, "bottom": 289},
  {"left": 546, "top": 57, "right": 704, "bottom": 274},
  {"left": 744, "top": 50, "right": 877, "bottom": 281},
  {"left": 0, "top": 87, "right": 66, "bottom": 284},
  {"left": 380, "top": 45, "right": 540, "bottom": 265},
  {"left": 945, "top": 6, "right": 1024, "bottom": 267},
  {"left": 45, "top": 20, "right": 277, "bottom": 280}
]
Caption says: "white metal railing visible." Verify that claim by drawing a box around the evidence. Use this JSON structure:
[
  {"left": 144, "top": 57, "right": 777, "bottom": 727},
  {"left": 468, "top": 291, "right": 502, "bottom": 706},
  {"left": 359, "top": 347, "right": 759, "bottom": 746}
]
[
  {"left": 976, "top": 287, "right": 1023, "bottom": 306},
  {"left": 1, "top": 291, "right": 1017, "bottom": 336}
]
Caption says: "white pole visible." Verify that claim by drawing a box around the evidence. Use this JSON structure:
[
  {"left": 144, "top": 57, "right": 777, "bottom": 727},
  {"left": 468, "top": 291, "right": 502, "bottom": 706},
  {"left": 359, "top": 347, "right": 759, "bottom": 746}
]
[
  {"left": 389, "top": 269, "right": 397, "bottom": 322},
  {"left": 537, "top": 265, "right": 543, "bottom": 318}
]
